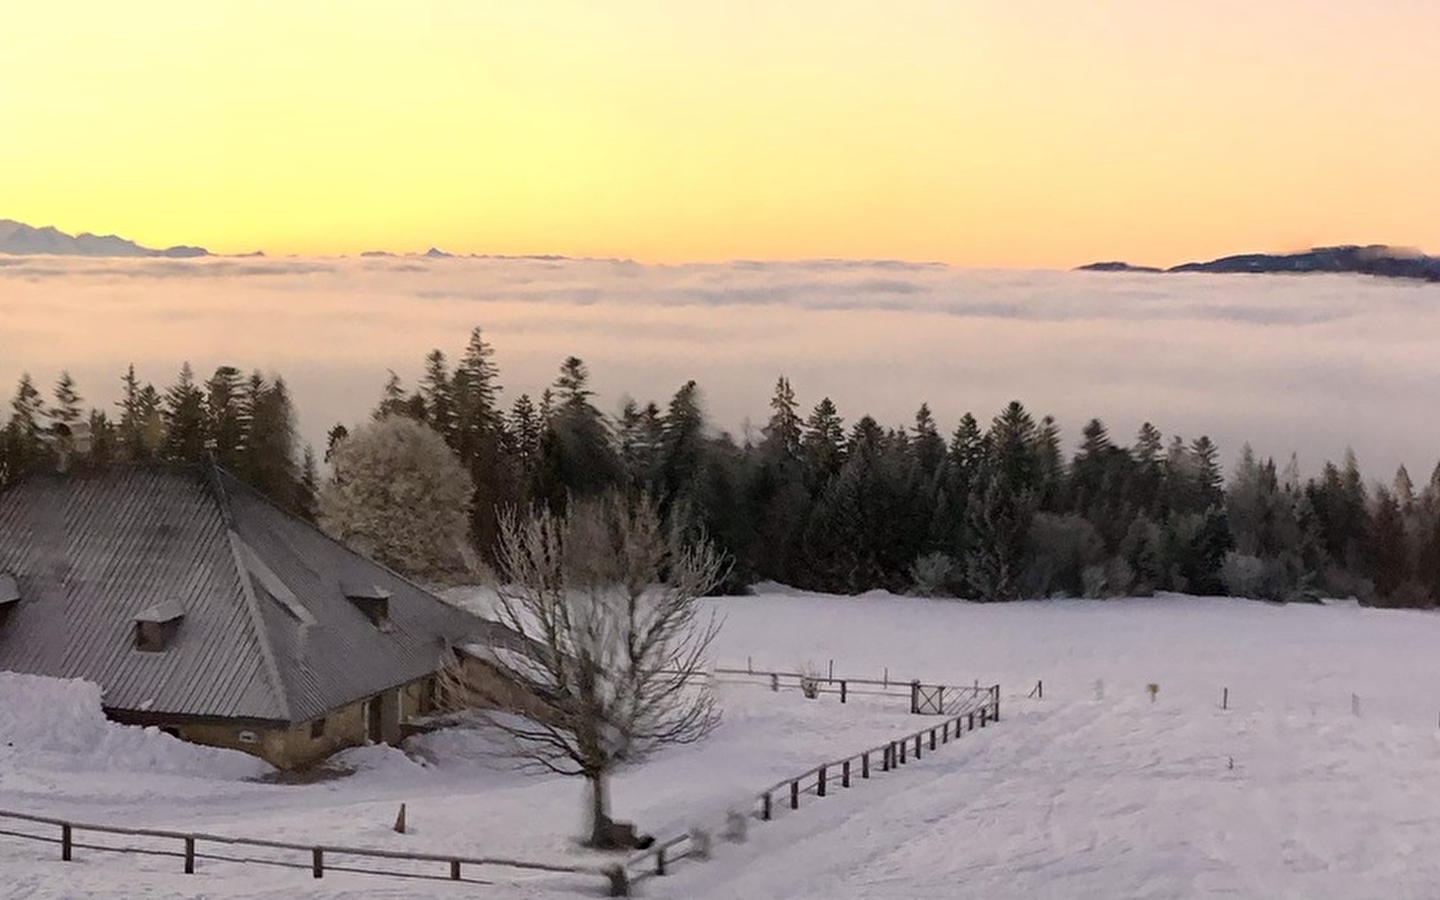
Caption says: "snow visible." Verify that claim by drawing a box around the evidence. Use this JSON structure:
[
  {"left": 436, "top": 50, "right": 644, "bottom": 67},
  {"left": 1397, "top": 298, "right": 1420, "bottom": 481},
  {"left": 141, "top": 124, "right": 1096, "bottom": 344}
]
[{"left": 7, "top": 591, "right": 1440, "bottom": 897}]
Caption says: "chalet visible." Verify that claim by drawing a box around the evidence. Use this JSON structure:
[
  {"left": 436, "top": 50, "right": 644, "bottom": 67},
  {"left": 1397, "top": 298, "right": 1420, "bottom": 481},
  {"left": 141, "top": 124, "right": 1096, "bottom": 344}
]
[{"left": 0, "top": 464, "right": 520, "bottom": 769}]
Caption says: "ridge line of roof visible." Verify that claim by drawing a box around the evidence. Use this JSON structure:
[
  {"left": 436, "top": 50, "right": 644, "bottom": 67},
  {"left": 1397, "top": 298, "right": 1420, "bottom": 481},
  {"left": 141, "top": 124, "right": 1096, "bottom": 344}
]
[
  {"left": 218, "top": 484, "right": 296, "bottom": 723},
  {"left": 214, "top": 468, "right": 490, "bottom": 634}
]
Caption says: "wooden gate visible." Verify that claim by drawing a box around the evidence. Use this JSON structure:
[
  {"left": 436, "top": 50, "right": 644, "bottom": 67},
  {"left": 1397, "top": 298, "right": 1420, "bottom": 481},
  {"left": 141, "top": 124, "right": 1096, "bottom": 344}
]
[{"left": 911, "top": 682, "right": 946, "bottom": 715}]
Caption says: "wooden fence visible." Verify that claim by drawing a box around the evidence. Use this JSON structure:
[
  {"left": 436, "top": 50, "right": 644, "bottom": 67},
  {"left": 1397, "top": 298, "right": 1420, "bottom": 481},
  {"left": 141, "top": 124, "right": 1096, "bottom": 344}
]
[
  {"left": 709, "top": 663, "right": 993, "bottom": 716},
  {"left": 619, "top": 683, "right": 1002, "bottom": 893},
  {"left": 0, "top": 808, "right": 620, "bottom": 894}
]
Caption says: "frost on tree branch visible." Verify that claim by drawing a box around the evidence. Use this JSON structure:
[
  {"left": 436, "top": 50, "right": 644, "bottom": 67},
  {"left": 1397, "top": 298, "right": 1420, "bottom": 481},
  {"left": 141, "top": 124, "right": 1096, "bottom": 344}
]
[
  {"left": 317, "top": 415, "right": 475, "bottom": 581},
  {"left": 438, "top": 491, "right": 726, "bottom": 848}
]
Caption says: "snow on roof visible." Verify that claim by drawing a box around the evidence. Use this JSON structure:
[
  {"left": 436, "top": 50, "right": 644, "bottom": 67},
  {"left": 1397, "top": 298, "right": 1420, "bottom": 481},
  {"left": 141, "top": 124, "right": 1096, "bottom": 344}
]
[{"left": 132, "top": 600, "right": 186, "bottom": 624}]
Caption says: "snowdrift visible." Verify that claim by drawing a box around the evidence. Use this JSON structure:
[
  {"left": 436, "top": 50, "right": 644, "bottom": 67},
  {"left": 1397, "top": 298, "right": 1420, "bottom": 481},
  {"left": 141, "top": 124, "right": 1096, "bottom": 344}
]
[{"left": 0, "top": 671, "right": 269, "bottom": 780}]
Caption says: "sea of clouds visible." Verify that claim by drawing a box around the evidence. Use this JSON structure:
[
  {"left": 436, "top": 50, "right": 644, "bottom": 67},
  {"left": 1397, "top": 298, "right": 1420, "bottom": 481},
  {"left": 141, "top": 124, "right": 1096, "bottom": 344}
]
[{"left": 3, "top": 254, "right": 1438, "bottom": 481}]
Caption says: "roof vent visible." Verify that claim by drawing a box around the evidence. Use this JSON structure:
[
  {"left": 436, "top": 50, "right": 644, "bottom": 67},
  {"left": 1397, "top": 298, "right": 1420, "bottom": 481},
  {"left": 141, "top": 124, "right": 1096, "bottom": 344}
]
[
  {"left": 342, "top": 580, "right": 393, "bottom": 631},
  {"left": 134, "top": 601, "right": 185, "bottom": 652}
]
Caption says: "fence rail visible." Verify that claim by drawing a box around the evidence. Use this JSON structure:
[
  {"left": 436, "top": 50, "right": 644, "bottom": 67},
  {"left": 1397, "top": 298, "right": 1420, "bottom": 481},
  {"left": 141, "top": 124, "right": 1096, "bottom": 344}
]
[
  {"left": 0, "top": 808, "right": 612, "bottom": 892},
  {"left": 621, "top": 683, "right": 1002, "bottom": 892}
]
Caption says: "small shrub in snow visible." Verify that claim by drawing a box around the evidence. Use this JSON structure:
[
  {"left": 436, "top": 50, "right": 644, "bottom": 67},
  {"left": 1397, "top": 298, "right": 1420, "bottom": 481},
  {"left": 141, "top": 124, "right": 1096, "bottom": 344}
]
[
  {"left": 797, "top": 661, "right": 822, "bottom": 699},
  {"left": 1081, "top": 564, "right": 1108, "bottom": 599},
  {"left": 688, "top": 827, "right": 713, "bottom": 860},
  {"left": 909, "top": 552, "right": 957, "bottom": 598},
  {"left": 723, "top": 809, "right": 748, "bottom": 843}
]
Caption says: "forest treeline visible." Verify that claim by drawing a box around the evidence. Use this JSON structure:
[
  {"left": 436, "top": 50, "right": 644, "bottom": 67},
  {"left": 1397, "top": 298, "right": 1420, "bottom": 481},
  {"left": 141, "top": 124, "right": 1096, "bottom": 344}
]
[{"left": 3, "top": 326, "right": 1438, "bottom": 607}]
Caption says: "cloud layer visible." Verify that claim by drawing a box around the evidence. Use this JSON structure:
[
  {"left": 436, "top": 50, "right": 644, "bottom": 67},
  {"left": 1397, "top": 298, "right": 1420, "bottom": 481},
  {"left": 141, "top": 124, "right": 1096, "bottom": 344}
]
[{"left": 2, "top": 256, "right": 1437, "bottom": 480}]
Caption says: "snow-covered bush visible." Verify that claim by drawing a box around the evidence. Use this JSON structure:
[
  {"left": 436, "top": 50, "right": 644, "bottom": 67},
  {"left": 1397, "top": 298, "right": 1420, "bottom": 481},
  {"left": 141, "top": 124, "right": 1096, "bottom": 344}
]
[
  {"left": 909, "top": 552, "right": 958, "bottom": 598},
  {"left": 1220, "top": 552, "right": 1267, "bottom": 598}
]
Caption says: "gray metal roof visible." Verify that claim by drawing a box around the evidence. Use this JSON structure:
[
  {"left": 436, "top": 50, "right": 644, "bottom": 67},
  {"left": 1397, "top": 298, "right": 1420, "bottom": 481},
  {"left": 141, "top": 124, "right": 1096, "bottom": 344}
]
[{"left": 0, "top": 465, "right": 508, "bottom": 723}]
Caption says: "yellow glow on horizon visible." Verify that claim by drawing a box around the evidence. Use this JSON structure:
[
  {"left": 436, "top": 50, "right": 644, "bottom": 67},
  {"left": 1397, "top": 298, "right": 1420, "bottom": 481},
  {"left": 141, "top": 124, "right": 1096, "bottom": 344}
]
[{"left": 3, "top": 1, "right": 1437, "bottom": 267}]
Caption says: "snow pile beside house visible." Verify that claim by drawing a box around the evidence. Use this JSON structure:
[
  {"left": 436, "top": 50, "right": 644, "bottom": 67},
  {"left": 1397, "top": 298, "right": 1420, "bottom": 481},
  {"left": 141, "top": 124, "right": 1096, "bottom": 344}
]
[{"left": 0, "top": 671, "right": 268, "bottom": 780}]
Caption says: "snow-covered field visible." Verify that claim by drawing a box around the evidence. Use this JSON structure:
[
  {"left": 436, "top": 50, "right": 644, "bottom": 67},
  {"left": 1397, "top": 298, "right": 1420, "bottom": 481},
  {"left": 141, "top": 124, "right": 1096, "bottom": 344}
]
[{"left": 6, "top": 589, "right": 1440, "bottom": 898}]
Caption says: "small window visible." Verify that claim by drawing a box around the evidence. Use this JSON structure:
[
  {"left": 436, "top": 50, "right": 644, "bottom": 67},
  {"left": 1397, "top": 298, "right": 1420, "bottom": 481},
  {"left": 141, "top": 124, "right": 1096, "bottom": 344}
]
[
  {"left": 310, "top": 717, "right": 326, "bottom": 739},
  {"left": 136, "top": 620, "right": 165, "bottom": 652}
]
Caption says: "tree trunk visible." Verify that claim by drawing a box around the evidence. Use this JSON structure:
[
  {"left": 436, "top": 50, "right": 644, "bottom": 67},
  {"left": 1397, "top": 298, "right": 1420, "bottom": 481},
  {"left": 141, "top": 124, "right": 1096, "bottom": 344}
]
[{"left": 587, "top": 772, "right": 612, "bottom": 848}]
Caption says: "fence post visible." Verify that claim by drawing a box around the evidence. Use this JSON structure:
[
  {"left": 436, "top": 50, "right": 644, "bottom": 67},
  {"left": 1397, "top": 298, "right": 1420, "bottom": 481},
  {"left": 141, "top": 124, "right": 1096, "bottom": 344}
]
[
  {"left": 900, "top": 739, "right": 907, "bottom": 764},
  {"left": 842, "top": 760, "right": 851, "bottom": 788},
  {"left": 656, "top": 848, "right": 666, "bottom": 876},
  {"left": 862, "top": 751, "right": 870, "bottom": 779},
  {"left": 840, "top": 680, "right": 847, "bottom": 704},
  {"left": 1222, "top": 687, "right": 1228, "bottom": 710},
  {"left": 915, "top": 734, "right": 922, "bottom": 760},
  {"left": 930, "top": 728, "right": 937, "bottom": 751},
  {"left": 980, "top": 707, "right": 988, "bottom": 727},
  {"left": 61, "top": 823, "right": 72, "bottom": 862},
  {"left": 450, "top": 860, "right": 461, "bottom": 881},
  {"left": 993, "top": 685, "right": 1001, "bottom": 722},
  {"left": 828, "top": 659, "right": 834, "bottom": 680},
  {"left": 943, "top": 721, "right": 950, "bottom": 743},
  {"left": 184, "top": 836, "right": 195, "bottom": 874},
  {"left": 762, "top": 792, "right": 772, "bottom": 820},
  {"left": 790, "top": 780, "right": 800, "bottom": 809},
  {"left": 606, "top": 864, "right": 631, "bottom": 897},
  {"left": 771, "top": 673, "right": 779, "bottom": 692},
  {"left": 968, "top": 712, "right": 975, "bottom": 731},
  {"left": 312, "top": 847, "right": 324, "bottom": 878},
  {"left": 910, "top": 680, "right": 920, "bottom": 714},
  {"left": 818, "top": 766, "right": 827, "bottom": 797}
]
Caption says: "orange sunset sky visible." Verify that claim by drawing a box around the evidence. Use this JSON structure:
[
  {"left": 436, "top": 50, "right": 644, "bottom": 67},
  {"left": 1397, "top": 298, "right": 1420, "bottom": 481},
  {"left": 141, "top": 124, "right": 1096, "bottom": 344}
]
[{"left": 3, "top": 1, "right": 1437, "bottom": 267}]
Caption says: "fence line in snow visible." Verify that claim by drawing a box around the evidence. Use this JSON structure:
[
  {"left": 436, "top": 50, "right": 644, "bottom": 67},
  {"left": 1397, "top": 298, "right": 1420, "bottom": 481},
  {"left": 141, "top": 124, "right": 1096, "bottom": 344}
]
[
  {"left": 620, "top": 683, "right": 1003, "bottom": 891},
  {"left": 0, "top": 808, "right": 623, "bottom": 895}
]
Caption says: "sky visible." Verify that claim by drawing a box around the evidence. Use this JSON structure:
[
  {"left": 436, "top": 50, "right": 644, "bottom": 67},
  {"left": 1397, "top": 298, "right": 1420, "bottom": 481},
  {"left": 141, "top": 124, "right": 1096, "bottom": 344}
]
[
  {"left": 3, "top": 257, "right": 1437, "bottom": 483},
  {"left": 3, "top": 1, "right": 1438, "bottom": 267}
]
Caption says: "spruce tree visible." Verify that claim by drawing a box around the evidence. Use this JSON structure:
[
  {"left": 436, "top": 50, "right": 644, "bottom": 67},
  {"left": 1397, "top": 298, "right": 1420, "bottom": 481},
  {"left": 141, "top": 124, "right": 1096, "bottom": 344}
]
[
  {"left": 161, "top": 363, "right": 208, "bottom": 462},
  {"left": 421, "top": 350, "right": 457, "bottom": 443},
  {"left": 761, "top": 377, "right": 802, "bottom": 462}
]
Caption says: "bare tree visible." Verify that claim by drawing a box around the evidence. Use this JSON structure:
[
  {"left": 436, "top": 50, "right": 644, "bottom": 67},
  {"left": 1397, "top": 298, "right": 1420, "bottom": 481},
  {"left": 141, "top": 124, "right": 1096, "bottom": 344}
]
[{"left": 440, "top": 491, "right": 726, "bottom": 848}]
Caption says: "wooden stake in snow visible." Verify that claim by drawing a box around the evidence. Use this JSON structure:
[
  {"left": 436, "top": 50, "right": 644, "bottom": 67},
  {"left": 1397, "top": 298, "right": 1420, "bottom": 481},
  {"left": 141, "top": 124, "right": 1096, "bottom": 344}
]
[
  {"left": 1146, "top": 683, "right": 1159, "bottom": 703},
  {"left": 393, "top": 803, "right": 407, "bottom": 834}
]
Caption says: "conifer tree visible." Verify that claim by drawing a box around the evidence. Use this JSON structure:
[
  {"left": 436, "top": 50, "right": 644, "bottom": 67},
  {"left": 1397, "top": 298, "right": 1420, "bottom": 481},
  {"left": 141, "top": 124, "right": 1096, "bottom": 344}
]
[
  {"left": 801, "top": 397, "right": 845, "bottom": 487},
  {"left": 761, "top": 377, "right": 802, "bottom": 461},
  {"left": 161, "top": 363, "right": 208, "bottom": 462},
  {"left": 421, "top": 350, "right": 457, "bottom": 443}
]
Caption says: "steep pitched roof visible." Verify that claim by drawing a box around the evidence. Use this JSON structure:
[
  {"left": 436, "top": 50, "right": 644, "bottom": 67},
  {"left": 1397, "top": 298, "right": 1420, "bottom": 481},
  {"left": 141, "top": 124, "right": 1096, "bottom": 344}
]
[{"left": 0, "top": 465, "right": 503, "bottom": 723}]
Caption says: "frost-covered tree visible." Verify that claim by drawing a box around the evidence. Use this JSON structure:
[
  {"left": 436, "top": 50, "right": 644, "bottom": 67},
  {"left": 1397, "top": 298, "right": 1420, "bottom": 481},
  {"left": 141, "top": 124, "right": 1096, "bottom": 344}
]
[
  {"left": 318, "top": 416, "right": 475, "bottom": 580},
  {"left": 439, "top": 491, "right": 725, "bottom": 848}
]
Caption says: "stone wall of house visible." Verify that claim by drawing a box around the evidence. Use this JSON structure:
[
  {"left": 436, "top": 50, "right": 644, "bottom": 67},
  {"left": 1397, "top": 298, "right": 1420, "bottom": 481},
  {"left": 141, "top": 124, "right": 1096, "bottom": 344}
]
[
  {"left": 165, "top": 674, "right": 440, "bottom": 770},
  {"left": 458, "top": 655, "right": 558, "bottom": 724}
]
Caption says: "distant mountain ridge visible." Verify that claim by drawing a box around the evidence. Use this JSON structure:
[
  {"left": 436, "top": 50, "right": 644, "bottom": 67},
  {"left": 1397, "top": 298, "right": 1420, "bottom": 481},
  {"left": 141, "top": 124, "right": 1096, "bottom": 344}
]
[
  {"left": 1079, "top": 245, "right": 1440, "bottom": 282},
  {"left": 0, "top": 219, "right": 208, "bottom": 258}
]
